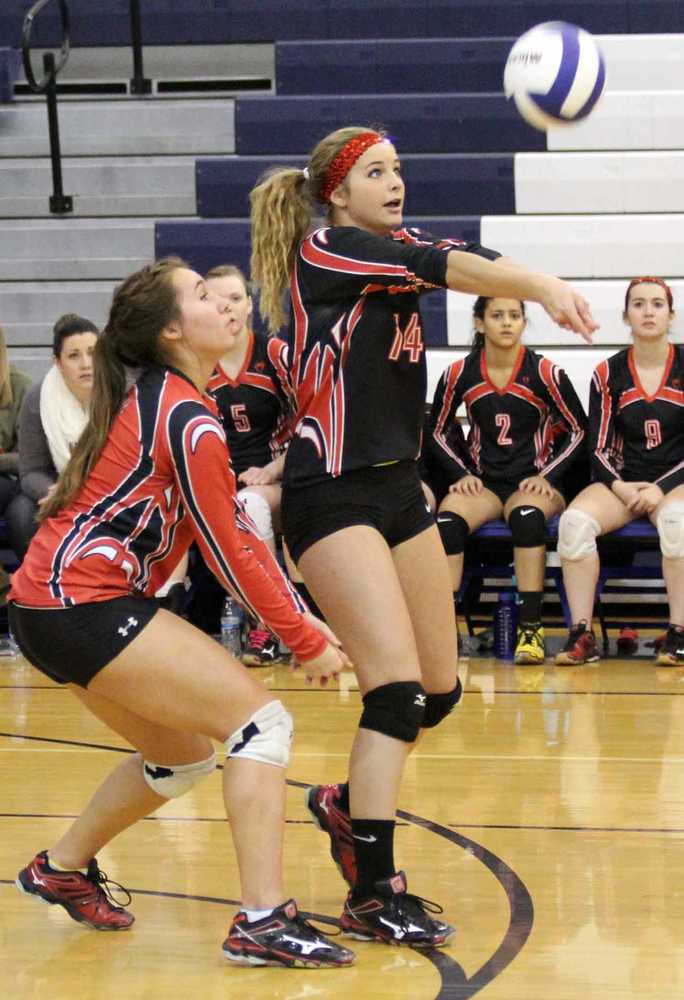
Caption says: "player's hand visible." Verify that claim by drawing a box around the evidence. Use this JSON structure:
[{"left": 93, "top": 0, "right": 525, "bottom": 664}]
[
  {"left": 519, "top": 475, "right": 554, "bottom": 499},
  {"left": 538, "top": 276, "right": 598, "bottom": 344},
  {"left": 36, "top": 483, "right": 58, "bottom": 509},
  {"left": 449, "top": 475, "right": 483, "bottom": 496},
  {"left": 238, "top": 463, "right": 278, "bottom": 486},
  {"left": 611, "top": 480, "right": 652, "bottom": 513},
  {"left": 630, "top": 483, "right": 664, "bottom": 516},
  {"left": 297, "top": 641, "right": 350, "bottom": 687}
]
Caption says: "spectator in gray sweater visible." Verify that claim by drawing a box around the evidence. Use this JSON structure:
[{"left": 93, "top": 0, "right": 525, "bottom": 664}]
[
  {"left": 0, "top": 324, "right": 31, "bottom": 592},
  {"left": 7, "top": 314, "right": 97, "bottom": 560}
]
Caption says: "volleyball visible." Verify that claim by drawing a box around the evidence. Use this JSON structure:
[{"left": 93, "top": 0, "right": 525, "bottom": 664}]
[{"left": 503, "top": 21, "right": 606, "bottom": 131}]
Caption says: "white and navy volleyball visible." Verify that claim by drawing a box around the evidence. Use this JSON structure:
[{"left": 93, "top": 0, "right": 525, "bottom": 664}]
[{"left": 503, "top": 21, "right": 606, "bottom": 131}]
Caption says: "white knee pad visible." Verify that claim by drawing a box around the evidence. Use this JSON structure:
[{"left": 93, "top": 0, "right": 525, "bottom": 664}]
[
  {"left": 143, "top": 751, "right": 216, "bottom": 799},
  {"left": 238, "top": 490, "right": 274, "bottom": 542},
  {"left": 557, "top": 509, "right": 602, "bottom": 561},
  {"left": 225, "top": 700, "right": 293, "bottom": 768},
  {"left": 657, "top": 501, "right": 684, "bottom": 558}
]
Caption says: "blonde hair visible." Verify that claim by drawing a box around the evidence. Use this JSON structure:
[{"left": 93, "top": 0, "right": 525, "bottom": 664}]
[
  {"left": 40, "top": 258, "right": 186, "bottom": 521},
  {"left": 249, "top": 125, "right": 385, "bottom": 333},
  {"left": 0, "top": 324, "right": 12, "bottom": 409},
  {"left": 206, "top": 264, "right": 252, "bottom": 297}
]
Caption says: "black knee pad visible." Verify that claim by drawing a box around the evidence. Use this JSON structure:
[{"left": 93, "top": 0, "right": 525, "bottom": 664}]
[
  {"left": 360, "top": 681, "right": 426, "bottom": 743},
  {"left": 422, "top": 678, "right": 463, "bottom": 728},
  {"left": 436, "top": 512, "right": 469, "bottom": 555},
  {"left": 508, "top": 505, "right": 546, "bottom": 548}
]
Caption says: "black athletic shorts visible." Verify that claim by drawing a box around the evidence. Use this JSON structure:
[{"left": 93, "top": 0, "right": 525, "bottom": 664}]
[
  {"left": 8, "top": 596, "right": 159, "bottom": 688},
  {"left": 282, "top": 459, "right": 435, "bottom": 564}
]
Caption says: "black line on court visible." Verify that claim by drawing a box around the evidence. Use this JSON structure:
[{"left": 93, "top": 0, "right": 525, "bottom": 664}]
[
  {"left": 4, "top": 684, "right": 684, "bottom": 697},
  {"left": 2, "top": 732, "right": 533, "bottom": 998}
]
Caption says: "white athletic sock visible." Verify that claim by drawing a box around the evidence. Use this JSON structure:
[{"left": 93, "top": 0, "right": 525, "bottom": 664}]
[
  {"left": 241, "top": 905, "right": 277, "bottom": 922},
  {"left": 47, "top": 853, "right": 88, "bottom": 876}
]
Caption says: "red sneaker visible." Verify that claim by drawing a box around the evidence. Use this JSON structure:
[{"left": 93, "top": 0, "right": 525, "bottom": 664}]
[
  {"left": 223, "top": 899, "right": 355, "bottom": 968},
  {"left": 16, "top": 851, "right": 134, "bottom": 930},
  {"left": 555, "top": 622, "right": 600, "bottom": 665},
  {"left": 617, "top": 626, "right": 639, "bottom": 655},
  {"left": 306, "top": 783, "right": 357, "bottom": 888}
]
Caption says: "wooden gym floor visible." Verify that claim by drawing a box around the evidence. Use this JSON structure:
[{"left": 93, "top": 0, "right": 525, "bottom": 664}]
[{"left": 1, "top": 644, "right": 683, "bottom": 999}]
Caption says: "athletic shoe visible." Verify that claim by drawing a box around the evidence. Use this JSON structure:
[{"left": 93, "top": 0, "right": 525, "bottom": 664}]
[
  {"left": 514, "top": 622, "right": 545, "bottom": 664},
  {"left": 306, "top": 783, "right": 356, "bottom": 888},
  {"left": 340, "top": 871, "right": 454, "bottom": 948},
  {"left": 555, "top": 622, "right": 600, "bottom": 665},
  {"left": 655, "top": 624, "right": 684, "bottom": 666},
  {"left": 16, "top": 851, "right": 134, "bottom": 930},
  {"left": 242, "top": 628, "right": 287, "bottom": 667},
  {"left": 222, "top": 899, "right": 355, "bottom": 968},
  {"left": 617, "top": 626, "right": 639, "bottom": 655}
]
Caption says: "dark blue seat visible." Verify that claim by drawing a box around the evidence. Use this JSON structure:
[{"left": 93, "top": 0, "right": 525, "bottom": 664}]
[
  {"left": 196, "top": 154, "right": 514, "bottom": 219},
  {"left": 0, "top": 47, "right": 19, "bottom": 102},
  {"left": 235, "top": 94, "right": 545, "bottom": 156},
  {"left": 276, "top": 38, "right": 516, "bottom": 96}
]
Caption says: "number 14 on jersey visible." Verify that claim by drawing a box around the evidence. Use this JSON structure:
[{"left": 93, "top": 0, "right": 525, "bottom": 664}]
[{"left": 388, "top": 313, "right": 424, "bottom": 364}]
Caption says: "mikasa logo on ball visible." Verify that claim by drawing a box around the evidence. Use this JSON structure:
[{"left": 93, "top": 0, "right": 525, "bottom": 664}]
[{"left": 503, "top": 21, "right": 606, "bottom": 132}]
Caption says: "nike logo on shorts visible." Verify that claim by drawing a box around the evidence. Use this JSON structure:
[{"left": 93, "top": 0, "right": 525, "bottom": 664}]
[{"left": 353, "top": 834, "right": 378, "bottom": 843}]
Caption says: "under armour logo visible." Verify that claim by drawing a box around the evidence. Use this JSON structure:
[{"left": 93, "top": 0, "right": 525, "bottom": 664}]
[
  {"left": 414, "top": 693, "right": 426, "bottom": 707},
  {"left": 117, "top": 616, "right": 139, "bottom": 637},
  {"left": 144, "top": 763, "right": 173, "bottom": 780}
]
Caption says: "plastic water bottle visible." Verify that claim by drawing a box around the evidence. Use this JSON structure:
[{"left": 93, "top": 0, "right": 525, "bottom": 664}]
[
  {"left": 493, "top": 591, "right": 517, "bottom": 661},
  {"left": 220, "top": 596, "right": 243, "bottom": 657}
]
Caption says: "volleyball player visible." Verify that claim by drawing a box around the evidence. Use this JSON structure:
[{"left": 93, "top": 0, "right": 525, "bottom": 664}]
[
  {"left": 556, "top": 277, "right": 684, "bottom": 666},
  {"left": 9, "top": 259, "right": 354, "bottom": 970},
  {"left": 426, "top": 296, "right": 587, "bottom": 664},
  {"left": 205, "top": 264, "right": 294, "bottom": 665},
  {"left": 249, "top": 125, "right": 597, "bottom": 946}
]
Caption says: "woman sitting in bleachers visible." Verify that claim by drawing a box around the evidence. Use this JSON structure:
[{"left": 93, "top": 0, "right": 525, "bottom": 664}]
[
  {"left": 6, "top": 313, "right": 97, "bottom": 560},
  {"left": 556, "top": 277, "right": 684, "bottom": 666},
  {"left": 425, "top": 296, "right": 587, "bottom": 664},
  {"left": 0, "top": 324, "right": 31, "bottom": 592}
]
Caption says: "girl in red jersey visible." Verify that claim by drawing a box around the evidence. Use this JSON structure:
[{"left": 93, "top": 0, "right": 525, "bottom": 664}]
[
  {"left": 556, "top": 278, "right": 684, "bottom": 666},
  {"left": 249, "top": 125, "right": 597, "bottom": 947},
  {"left": 426, "top": 296, "right": 587, "bottom": 665},
  {"left": 204, "top": 264, "right": 294, "bottom": 665},
  {"left": 9, "top": 259, "right": 355, "bottom": 970}
]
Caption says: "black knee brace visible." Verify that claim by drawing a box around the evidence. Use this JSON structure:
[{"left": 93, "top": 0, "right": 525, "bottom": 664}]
[
  {"left": 422, "top": 678, "right": 463, "bottom": 728},
  {"left": 508, "top": 505, "right": 546, "bottom": 548},
  {"left": 360, "top": 681, "right": 426, "bottom": 743},
  {"left": 436, "top": 512, "right": 470, "bottom": 555}
]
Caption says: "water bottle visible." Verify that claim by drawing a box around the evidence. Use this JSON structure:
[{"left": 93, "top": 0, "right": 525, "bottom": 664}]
[
  {"left": 493, "top": 590, "right": 517, "bottom": 661},
  {"left": 220, "top": 596, "right": 243, "bottom": 657}
]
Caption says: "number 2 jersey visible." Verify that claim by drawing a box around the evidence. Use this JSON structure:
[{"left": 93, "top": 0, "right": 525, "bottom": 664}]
[
  {"left": 426, "top": 346, "right": 587, "bottom": 490},
  {"left": 590, "top": 343, "right": 684, "bottom": 493},
  {"left": 282, "top": 225, "right": 500, "bottom": 488},
  {"left": 8, "top": 365, "right": 325, "bottom": 661},
  {"left": 206, "top": 330, "right": 292, "bottom": 479}
]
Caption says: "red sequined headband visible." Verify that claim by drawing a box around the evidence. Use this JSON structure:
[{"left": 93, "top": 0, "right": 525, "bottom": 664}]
[
  {"left": 625, "top": 276, "right": 674, "bottom": 311},
  {"left": 319, "top": 131, "right": 385, "bottom": 203}
]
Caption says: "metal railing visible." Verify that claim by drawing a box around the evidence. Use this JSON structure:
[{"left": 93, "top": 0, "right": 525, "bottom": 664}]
[
  {"left": 129, "top": 0, "right": 151, "bottom": 95},
  {"left": 22, "top": 0, "right": 72, "bottom": 214}
]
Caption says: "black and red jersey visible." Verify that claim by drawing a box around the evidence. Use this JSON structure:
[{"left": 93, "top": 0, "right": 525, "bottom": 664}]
[
  {"left": 427, "top": 346, "right": 587, "bottom": 488},
  {"left": 9, "top": 365, "right": 325, "bottom": 661},
  {"left": 282, "top": 225, "right": 500, "bottom": 488},
  {"left": 590, "top": 344, "right": 684, "bottom": 493},
  {"left": 206, "top": 331, "right": 293, "bottom": 479}
]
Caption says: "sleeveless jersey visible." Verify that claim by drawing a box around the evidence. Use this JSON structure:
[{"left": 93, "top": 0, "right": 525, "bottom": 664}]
[
  {"left": 590, "top": 344, "right": 684, "bottom": 493},
  {"left": 9, "top": 366, "right": 325, "bottom": 661},
  {"left": 283, "top": 225, "right": 500, "bottom": 488},
  {"left": 206, "top": 331, "right": 292, "bottom": 479},
  {"left": 427, "top": 346, "right": 587, "bottom": 487}
]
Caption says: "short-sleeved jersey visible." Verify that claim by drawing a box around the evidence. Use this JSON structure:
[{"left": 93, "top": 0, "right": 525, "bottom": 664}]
[
  {"left": 590, "top": 344, "right": 684, "bottom": 493},
  {"left": 282, "top": 225, "right": 500, "bottom": 488},
  {"left": 206, "top": 331, "right": 293, "bottom": 479},
  {"left": 9, "top": 366, "right": 325, "bottom": 661},
  {"left": 427, "top": 346, "right": 587, "bottom": 488}
]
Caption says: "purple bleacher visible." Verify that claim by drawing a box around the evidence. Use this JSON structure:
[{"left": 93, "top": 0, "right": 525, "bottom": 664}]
[
  {"left": 196, "top": 154, "right": 515, "bottom": 219},
  {"left": 0, "top": 47, "right": 19, "bottom": 102},
  {"left": 235, "top": 94, "right": 545, "bottom": 156},
  {"left": 6, "top": 1, "right": 678, "bottom": 48},
  {"left": 276, "top": 38, "right": 515, "bottom": 95}
]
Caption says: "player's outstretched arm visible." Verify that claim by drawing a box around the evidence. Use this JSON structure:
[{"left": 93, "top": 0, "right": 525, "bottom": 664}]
[{"left": 445, "top": 250, "right": 597, "bottom": 343}]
